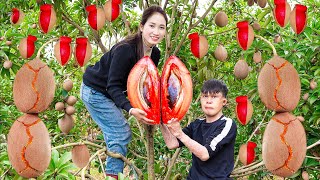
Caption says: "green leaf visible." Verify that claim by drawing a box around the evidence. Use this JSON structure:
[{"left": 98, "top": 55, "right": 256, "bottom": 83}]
[{"left": 57, "top": 152, "right": 72, "bottom": 168}]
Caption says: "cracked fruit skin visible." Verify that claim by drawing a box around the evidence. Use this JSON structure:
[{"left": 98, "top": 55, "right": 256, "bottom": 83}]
[
  {"left": 258, "top": 56, "right": 300, "bottom": 112},
  {"left": 13, "top": 58, "right": 55, "bottom": 113},
  {"left": 263, "top": 112, "right": 306, "bottom": 177},
  {"left": 127, "top": 55, "right": 193, "bottom": 124},
  {"left": 7, "top": 114, "right": 51, "bottom": 178}
]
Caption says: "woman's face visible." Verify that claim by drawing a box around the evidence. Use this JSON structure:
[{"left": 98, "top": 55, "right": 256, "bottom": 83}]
[{"left": 140, "top": 12, "right": 166, "bottom": 47}]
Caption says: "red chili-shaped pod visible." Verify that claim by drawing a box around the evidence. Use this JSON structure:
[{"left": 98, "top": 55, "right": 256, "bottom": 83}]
[
  {"left": 161, "top": 55, "right": 193, "bottom": 124},
  {"left": 239, "top": 141, "right": 257, "bottom": 165},
  {"left": 74, "top": 37, "right": 92, "bottom": 67},
  {"left": 273, "top": 0, "right": 291, "bottom": 27},
  {"left": 127, "top": 56, "right": 161, "bottom": 124},
  {"left": 54, "top": 36, "right": 72, "bottom": 66},
  {"left": 18, "top": 35, "right": 37, "bottom": 59},
  {"left": 11, "top": 8, "right": 24, "bottom": 25},
  {"left": 86, "top": 5, "right": 106, "bottom": 31},
  {"left": 39, "top": 4, "right": 57, "bottom": 33},
  {"left": 236, "top": 21, "right": 254, "bottom": 50},
  {"left": 188, "top": 32, "right": 208, "bottom": 59},
  {"left": 235, "top": 96, "right": 253, "bottom": 125},
  {"left": 290, "top": 4, "right": 307, "bottom": 35},
  {"left": 104, "top": 0, "right": 122, "bottom": 22}
]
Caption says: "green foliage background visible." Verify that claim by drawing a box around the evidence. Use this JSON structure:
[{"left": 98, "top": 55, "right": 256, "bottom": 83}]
[{"left": 0, "top": 0, "right": 319, "bottom": 179}]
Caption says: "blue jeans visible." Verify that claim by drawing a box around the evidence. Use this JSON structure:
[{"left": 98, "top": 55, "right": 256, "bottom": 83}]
[{"left": 80, "top": 83, "right": 132, "bottom": 175}]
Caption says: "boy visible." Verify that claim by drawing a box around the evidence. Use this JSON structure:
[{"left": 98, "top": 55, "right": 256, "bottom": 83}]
[{"left": 160, "top": 79, "right": 237, "bottom": 179}]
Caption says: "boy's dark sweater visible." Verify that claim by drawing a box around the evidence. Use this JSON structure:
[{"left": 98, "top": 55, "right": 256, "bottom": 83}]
[{"left": 83, "top": 43, "right": 160, "bottom": 112}]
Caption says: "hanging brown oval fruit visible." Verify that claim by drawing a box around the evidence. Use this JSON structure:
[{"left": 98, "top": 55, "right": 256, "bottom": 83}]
[
  {"left": 7, "top": 114, "right": 51, "bottom": 178},
  {"left": 74, "top": 37, "right": 92, "bottom": 67},
  {"left": 235, "top": 96, "right": 253, "bottom": 125},
  {"left": 63, "top": 79, "right": 73, "bottom": 92},
  {"left": 86, "top": 5, "right": 106, "bottom": 30},
  {"left": 263, "top": 112, "right": 306, "bottom": 177},
  {"left": 274, "top": 34, "right": 282, "bottom": 43},
  {"left": 257, "top": 0, "right": 267, "bottom": 8},
  {"left": 253, "top": 51, "right": 262, "bottom": 63},
  {"left": 65, "top": 106, "right": 75, "bottom": 115},
  {"left": 239, "top": 141, "right": 257, "bottom": 165},
  {"left": 127, "top": 56, "right": 161, "bottom": 124},
  {"left": 161, "top": 55, "right": 193, "bottom": 124},
  {"left": 234, "top": 59, "right": 249, "bottom": 79},
  {"left": 188, "top": 32, "right": 208, "bottom": 59},
  {"left": 258, "top": 56, "right": 300, "bottom": 112},
  {"left": 247, "top": 0, "right": 254, "bottom": 6},
  {"left": 55, "top": 102, "right": 65, "bottom": 111},
  {"left": 214, "top": 11, "right": 228, "bottom": 27},
  {"left": 65, "top": 96, "right": 77, "bottom": 106},
  {"left": 310, "top": 79, "right": 317, "bottom": 90},
  {"left": 3, "top": 60, "right": 13, "bottom": 69},
  {"left": 54, "top": 36, "right": 72, "bottom": 66},
  {"left": 127, "top": 56, "right": 193, "bottom": 124},
  {"left": 72, "top": 145, "right": 90, "bottom": 168},
  {"left": 39, "top": 4, "right": 56, "bottom": 33},
  {"left": 19, "top": 35, "right": 37, "bottom": 59},
  {"left": 104, "top": 0, "right": 122, "bottom": 22},
  {"left": 58, "top": 114, "right": 75, "bottom": 134},
  {"left": 252, "top": 21, "right": 261, "bottom": 31},
  {"left": 11, "top": 8, "right": 24, "bottom": 25},
  {"left": 274, "top": 0, "right": 291, "bottom": 27},
  {"left": 236, "top": 21, "right": 254, "bottom": 50},
  {"left": 13, "top": 58, "right": 56, "bottom": 113},
  {"left": 214, "top": 44, "right": 228, "bottom": 62},
  {"left": 290, "top": 4, "right": 307, "bottom": 35}
]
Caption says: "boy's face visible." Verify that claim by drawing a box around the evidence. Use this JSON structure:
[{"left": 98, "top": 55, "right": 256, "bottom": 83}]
[{"left": 200, "top": 92, "right": 227, "bottom": 118}]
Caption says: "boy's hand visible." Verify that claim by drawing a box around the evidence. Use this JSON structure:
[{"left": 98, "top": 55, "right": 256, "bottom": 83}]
[
  {"left": 130, "top": 108, "right": 155, "bottom": 125},
  {"left": 166, "top": 118, "right": 183, "bottom": 138}
]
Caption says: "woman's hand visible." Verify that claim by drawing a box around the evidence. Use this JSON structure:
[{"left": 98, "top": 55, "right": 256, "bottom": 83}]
[
  {"left": 166, "top": 118, "right": 183, "bottom": 138},
  {"left": 130, "top": 108, "right": 155, "bottom": 125}
]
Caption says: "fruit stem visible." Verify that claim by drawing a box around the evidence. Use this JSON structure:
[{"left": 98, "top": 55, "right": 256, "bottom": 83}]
[
  {"left": 254, "top": 35, "right": 277, "bottom": 56},
  {"left": 36, "top": 38, "right": 59, "bottom": 59}
]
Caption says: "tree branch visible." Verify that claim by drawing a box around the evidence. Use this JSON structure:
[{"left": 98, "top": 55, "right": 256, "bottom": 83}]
[
  {"left": 164, "top": 148, "right": 181, "bottom": 180},
  {"left": 207, "top": 27, "right": 237, "bottom": 36},
  {"left": 254, "top": 34, "right": 277, "bottom": 56},
  {"left": 165, "top": 0, "right": 179, "bottom": 59},
  {"left": 232, "top": 161, "right": 265, "bottom": 174},
  {"left": 163, "top": 0, "right": 168, "bottom": 10},
  {"left": 307, "top": 140, "right": 320, "bottom": 150},
  {"left": 120, "top": 4, "right": 132, "bottom": 35},
  {"left": 36, "top": 38, "right": 59, "bottom": 59}
]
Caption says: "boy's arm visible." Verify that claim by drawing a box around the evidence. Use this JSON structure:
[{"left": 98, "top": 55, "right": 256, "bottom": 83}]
[
  {"left": 159, "top": 124, "right": 179, "bottom": 149},
  {"left": 166, "top": 119, "right": 210, "bottom": 161}
]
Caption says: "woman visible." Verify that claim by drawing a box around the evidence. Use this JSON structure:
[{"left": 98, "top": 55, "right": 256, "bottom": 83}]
[{"left": 80, "top": 5, "right": 168, "bottom": 179}]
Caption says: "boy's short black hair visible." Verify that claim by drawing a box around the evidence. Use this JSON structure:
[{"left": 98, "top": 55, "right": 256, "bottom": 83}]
[{"left": 201, "top": 79, "right": 228, "bottom": 98}]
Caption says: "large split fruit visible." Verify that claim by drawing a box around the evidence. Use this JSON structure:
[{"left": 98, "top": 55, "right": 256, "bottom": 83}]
[
  {"left": 104, "top": 0, "right": 122, "bottom": 22},
  {"left": 290, "top": 4, "right": 307, "bottom": 35},
  {"left": 18, "top": 35, "right": 37, "bottom": 59},
  {"left": 13, "top": 58, "right": 56, "bottom": 113},
  {"left": 258, "top": 56, "right": 300, "bottom": 112},
  {"left": 127, "top": 56, "right": 193, "bottom": 124},
  {"left": 263, "top": 112, "right": 306, "bottom": 177},
  {"left": 39, "top": 4, "right": 56, "bottom": 33},
  {"left": 236, "top": 21, "right": 254, "bottom": 50},
  {"left": 7, "top": 114, "right": 51, "bottom": 178},
  {"left": 86, "top": 5, "right": 106, "bottom": 31},
  {"left": 54, "top": 36, "right": 72, "bottom": 66},
  {"left": 188, "top": 32, "right": 208, "bottom": 59},
  {"left": 273, "top": 0, "right": 291, "bottom": 27},
  {"left": 235, "top": 96, "right": 253, "bottom": 125},
  {"left": 11, "top": 8, "right": 24, "bottom": 25}
]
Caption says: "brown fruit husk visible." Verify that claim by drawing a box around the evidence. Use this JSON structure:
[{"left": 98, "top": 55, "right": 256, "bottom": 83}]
[
  {"left": 58, "top": 114, "right": 74, "bottom": 134},
  {"left": 65, "top": 106, "right": 75, "bottom": 115},
  {"left": 63, "top": 79, "right": 73, "bottom": 91},
  {"left": 214, "top": 44, "right": 228, "bottom": 62},
  {"left": 55, "top": 102, "right": 65, "bottom": 111},
  {"left": 263, "top": 112, "right": 306, "bottom": 177},
  {"left": 65, "top": 96, "right": 77, "bottom": 106},
  {"left": 253, "top": 51, "right": 262, "bottom": 63},
  {"left": 258, "top": 56, "right": 301, "bottom": 112},
  {"left": 72, "top": 145, "right": 90, "bottom": 168},
  {"left": 214, "top": 11, "right": 228, "bottom": 27},
  {"left": 274, "top": 35, "right": 282, "bottom": 43},
  {"left": 252, "top": 21, "right": 261, "bottom": 31},
  {"left": 257, "top": 0, "right": 267, "bottom": 8},
  {"left": 3, "top": 60, "right": 13, "bottom": 69},
  {"left": 13, "top": 58, "right": 55, "bottom": 113},
  {"left": 7, "top": 114, "right": 51, "bottom": 178},
  {"left": 234, "top": 59, "right": 249, "bottom": 79}
]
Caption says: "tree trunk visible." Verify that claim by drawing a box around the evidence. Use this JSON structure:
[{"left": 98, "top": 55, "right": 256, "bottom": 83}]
[{"left": 145, "top": 125, "right": 155, "bottom": 180}]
